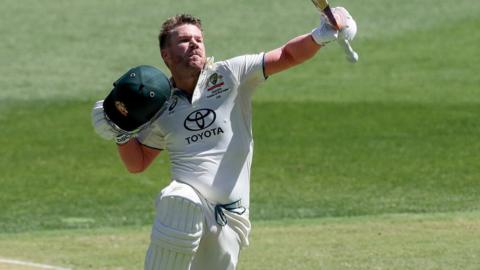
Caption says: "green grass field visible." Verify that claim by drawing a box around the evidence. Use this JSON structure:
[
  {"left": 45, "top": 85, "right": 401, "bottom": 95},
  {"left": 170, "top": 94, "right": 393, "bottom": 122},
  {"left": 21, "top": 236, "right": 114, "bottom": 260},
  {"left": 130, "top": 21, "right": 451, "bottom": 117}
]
[
  {"left": 1, "top": 0, "right": 479, "bottom": 269},
  {"left": 1, "top": 212, "right": 479, "bottom": 270}
]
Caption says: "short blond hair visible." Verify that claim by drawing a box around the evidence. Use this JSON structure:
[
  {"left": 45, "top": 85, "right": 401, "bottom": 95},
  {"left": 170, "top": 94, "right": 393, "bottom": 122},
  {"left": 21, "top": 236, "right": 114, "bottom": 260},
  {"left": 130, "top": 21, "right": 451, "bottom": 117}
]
[{"left": 158, "top": 14, "right": 203, "bottom": 49}]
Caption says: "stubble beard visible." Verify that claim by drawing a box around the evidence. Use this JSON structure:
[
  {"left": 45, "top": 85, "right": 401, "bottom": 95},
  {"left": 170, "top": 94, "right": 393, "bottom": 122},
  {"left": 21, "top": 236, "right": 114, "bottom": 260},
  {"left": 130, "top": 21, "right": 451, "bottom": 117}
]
[{"left": 180, "top": 54, "right": 205, "bottom": 77}]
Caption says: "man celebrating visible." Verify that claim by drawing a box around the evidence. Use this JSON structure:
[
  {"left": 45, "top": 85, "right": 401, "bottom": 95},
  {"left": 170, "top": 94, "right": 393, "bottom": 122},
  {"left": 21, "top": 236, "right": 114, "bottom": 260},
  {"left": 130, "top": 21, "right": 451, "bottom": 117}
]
[{"left": 92, "top": 8, "right": 356, "bottom": 270}]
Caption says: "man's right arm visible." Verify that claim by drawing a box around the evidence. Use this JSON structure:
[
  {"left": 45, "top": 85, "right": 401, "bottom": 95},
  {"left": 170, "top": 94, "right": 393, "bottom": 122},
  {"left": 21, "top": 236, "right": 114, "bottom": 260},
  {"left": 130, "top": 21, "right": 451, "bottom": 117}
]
[
  {"left": 117, "top": 139, "right": 161, "bottom": 173},
  {"left": 91, "top": 100, "right": 160, "bottom": 173}
]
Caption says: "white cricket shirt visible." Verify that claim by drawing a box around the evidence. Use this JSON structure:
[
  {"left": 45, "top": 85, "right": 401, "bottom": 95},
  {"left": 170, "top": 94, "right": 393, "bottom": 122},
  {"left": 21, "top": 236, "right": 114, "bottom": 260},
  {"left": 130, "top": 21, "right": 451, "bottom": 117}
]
[{"left": 138, "top": 53, "right": 266, "bottom": 207}]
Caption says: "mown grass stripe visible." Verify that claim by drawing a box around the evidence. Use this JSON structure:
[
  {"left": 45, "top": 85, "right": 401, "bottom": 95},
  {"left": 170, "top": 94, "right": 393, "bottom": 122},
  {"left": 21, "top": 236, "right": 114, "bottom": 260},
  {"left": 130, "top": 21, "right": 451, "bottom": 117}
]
[{"left": 0, "top": 258, "right": 71, "bottom": 270}]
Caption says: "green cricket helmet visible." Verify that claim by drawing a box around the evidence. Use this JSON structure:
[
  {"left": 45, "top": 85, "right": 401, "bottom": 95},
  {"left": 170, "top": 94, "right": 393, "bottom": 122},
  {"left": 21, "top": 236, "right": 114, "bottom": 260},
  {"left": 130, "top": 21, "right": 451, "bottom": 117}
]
[{"left": 103, "top": 65, "right": 171, "bottom": 131}]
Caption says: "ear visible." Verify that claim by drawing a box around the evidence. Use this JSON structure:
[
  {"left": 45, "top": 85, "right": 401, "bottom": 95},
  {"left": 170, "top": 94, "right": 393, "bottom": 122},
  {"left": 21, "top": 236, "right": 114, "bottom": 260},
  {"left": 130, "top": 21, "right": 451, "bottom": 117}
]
[
  {"left": 161, "top": 49, "right": 171, "bottom": 68},
  {"left": 161, "top": 49, "right": 168, "bottom": 61}
]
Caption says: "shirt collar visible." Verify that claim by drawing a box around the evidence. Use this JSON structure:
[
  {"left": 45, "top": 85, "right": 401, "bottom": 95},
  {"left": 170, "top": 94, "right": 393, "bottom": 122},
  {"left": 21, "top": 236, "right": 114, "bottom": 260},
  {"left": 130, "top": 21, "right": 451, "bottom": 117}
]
[{"left": 170, "top": 56, "right": 215, "bottom": 100}]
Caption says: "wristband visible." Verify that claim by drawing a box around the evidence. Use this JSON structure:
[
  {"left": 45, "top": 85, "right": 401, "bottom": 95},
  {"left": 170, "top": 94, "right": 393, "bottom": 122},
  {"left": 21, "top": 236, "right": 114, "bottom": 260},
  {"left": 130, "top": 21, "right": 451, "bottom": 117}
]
[
  {"left": 115, "top": 133, "right": 133, "bottom": 145},
  {"left": 311, "top": 27, "right": 338, "bottom": 46}
]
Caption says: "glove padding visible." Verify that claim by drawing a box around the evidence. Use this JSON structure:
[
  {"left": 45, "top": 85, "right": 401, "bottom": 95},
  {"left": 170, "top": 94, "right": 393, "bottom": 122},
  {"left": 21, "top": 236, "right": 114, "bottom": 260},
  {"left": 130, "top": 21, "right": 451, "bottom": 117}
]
[
  {"left": 333, "top": 7, "right": 357, "bottom": 41},
  {"left": 91, "top": 100, "right": 134, "bottom": 144},
  {"left": 311, "top": 6, "right": 357, "bottom": 45}
]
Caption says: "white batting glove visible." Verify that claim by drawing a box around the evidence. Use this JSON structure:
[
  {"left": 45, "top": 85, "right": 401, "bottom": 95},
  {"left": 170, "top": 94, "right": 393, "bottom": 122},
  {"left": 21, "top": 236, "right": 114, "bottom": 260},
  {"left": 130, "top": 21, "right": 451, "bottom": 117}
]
[
  {"left": 311, "top": 7, "right": 358, "bottom": 46},
  {"left": 311, "top": 12, "right": 338, "bottom": 46},
  {"left": 332, "top": 7, "right": 357, "bottom": 41},
  {"left": 91, "top": 100, "right": 134, "bottom": 145}
]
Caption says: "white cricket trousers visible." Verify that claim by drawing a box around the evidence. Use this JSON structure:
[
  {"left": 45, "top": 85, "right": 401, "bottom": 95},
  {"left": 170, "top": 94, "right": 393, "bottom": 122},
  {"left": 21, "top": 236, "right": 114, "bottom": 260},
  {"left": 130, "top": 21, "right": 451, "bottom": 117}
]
[{"left": 144, "top": 181, "right": 251, "bottom": 270}]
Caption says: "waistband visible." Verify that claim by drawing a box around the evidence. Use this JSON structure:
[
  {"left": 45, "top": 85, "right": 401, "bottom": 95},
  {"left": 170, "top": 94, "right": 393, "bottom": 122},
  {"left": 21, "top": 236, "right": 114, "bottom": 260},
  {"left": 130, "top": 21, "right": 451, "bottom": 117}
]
[{"left": 214, "top": 200, "right": 246, "bottom": 226}]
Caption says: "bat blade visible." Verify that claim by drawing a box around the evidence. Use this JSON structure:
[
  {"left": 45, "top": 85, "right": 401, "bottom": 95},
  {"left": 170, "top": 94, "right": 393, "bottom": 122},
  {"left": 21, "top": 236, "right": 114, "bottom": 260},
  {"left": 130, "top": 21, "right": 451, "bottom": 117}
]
[{"left": 310, "top": 0, "right": 328, "bottom": 10}]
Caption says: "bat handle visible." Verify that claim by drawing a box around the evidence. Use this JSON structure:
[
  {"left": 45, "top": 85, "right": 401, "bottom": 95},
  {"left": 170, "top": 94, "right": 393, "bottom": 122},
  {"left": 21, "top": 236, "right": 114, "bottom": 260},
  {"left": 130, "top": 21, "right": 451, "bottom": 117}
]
[{"left": 338, "top": 39, "right": 359, "bottom": 63}]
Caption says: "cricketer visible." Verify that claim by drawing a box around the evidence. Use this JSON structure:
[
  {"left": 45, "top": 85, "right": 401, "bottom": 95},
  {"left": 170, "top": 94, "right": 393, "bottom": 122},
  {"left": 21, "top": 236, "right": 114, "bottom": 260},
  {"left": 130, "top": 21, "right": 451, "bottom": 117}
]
[{"left": 92, "top": 7, "right": 357, "bottom": 270}]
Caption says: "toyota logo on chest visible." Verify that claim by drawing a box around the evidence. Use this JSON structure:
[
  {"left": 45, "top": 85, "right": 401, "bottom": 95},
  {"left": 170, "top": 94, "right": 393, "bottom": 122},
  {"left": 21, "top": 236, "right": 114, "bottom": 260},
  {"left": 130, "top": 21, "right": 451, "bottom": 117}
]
[
  {"left": 184, "top": 109, "right": 216, "bottom": 131},
  {"left": 183, "top": 108, "right": 224, "bottom": 145}
]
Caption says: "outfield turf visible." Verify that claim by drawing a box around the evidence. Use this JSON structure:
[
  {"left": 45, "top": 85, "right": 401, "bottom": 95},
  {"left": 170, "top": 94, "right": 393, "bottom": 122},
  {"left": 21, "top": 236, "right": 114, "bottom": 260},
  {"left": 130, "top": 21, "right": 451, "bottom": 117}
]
[
  {"left": 0, "top": 212, "right": 479, "bottom": 270},
  {"left": 1, "top": 0, "right": 479, "bottom": 268}
]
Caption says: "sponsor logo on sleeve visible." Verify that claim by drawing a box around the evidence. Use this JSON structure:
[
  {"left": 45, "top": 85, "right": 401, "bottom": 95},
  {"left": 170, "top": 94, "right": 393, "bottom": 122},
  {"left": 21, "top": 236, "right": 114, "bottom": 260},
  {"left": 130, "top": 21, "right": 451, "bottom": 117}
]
[{"left": 168, "top": 96, "right": 178, "bottom": 112}]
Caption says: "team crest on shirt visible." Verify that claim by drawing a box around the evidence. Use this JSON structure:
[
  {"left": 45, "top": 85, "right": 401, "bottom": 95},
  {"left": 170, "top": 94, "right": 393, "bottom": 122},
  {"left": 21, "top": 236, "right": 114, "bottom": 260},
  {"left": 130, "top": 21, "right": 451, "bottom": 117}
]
[{"left": 206, "top": 73, "right": 229, "bottom": 99}]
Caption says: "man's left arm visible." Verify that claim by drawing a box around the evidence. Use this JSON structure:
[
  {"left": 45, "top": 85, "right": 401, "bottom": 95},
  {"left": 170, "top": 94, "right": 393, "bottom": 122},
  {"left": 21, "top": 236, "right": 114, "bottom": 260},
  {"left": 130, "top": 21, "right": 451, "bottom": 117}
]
[
  {"left": 264, "top": 34, "right": 323, "bottom": 77},
  {"left": 264, "top": 7, "right": 355, "bottom": 77}
]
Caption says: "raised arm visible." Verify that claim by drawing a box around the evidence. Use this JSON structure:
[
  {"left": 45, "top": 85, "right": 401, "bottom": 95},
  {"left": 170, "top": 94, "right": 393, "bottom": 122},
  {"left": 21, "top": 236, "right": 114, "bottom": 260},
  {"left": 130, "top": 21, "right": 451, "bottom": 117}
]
[
  {"left": 264, "top": 7, "right": 356, "bottom": 77},
  {"left": 264, "top": 34, "right": 323, "bottom": 77}
]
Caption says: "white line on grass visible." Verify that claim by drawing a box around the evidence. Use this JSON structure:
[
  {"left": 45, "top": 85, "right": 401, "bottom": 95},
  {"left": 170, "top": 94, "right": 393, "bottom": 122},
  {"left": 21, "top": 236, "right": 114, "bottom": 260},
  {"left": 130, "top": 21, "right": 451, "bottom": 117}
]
[{"left": 0, "top": 258, "right": 71, "bottom": 270}]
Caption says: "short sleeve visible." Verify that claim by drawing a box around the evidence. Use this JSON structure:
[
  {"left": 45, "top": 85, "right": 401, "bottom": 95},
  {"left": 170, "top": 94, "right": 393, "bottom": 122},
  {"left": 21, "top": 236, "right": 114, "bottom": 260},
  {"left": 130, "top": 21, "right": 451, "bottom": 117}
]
[
  {"left": 137, "top": 123, "right": 166, "bottom": 150},
  {"left": 223, "top": 53, "right": 266, "bottom": 92}
]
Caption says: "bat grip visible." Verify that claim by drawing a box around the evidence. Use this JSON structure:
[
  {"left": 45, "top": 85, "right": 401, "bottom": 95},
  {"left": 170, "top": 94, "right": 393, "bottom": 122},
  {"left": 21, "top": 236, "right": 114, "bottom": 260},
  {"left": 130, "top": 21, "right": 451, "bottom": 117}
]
[
  {"left": 338, "top": 39, "right": 359, "bottom": 63},
  {"left": 323, "top": 7, "right": 340, "bottom": 29}
]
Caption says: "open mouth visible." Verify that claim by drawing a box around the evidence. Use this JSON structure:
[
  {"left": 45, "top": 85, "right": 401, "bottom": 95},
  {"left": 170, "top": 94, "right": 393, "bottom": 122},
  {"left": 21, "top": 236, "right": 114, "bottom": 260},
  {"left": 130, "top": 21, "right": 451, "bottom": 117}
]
[
  {"left": 188, "top": 54, "right": 203, "bottom": 61},
  {"left": 189, "top": 50, "right": 202, "bottom": 57}
]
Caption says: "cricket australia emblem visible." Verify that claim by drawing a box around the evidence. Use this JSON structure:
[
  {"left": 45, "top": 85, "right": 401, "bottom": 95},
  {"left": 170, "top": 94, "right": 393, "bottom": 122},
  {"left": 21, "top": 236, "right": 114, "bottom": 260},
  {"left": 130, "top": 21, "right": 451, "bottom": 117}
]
[
  {"left": 115, "top": 101, "right": 128, "bottom": 116},
  {"left": 206, "top": 73, "right": 229, "bottom": 99}
]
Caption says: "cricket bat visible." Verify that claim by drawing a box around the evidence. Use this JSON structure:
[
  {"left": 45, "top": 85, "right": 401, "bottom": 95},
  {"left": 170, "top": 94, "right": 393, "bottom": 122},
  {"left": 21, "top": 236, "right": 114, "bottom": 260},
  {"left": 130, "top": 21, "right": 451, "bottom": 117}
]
[{"left": 310, "top": 0, "right": 359, "bottom": 63}]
